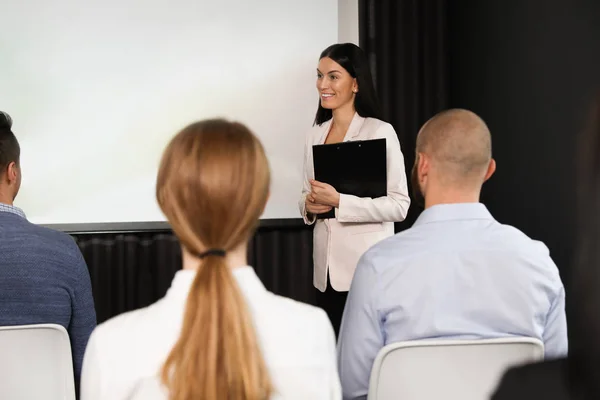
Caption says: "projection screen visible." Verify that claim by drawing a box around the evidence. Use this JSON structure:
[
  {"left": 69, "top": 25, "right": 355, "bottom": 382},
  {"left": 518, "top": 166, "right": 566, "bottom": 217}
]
[{"left": 1, "top": 0, "right": 357, "bottom": 226}]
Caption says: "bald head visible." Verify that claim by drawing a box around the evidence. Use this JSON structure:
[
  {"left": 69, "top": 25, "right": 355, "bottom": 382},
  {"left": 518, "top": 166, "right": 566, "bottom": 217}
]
[{"left": 417, "top": 109, "right": 492, "bottom": 185}]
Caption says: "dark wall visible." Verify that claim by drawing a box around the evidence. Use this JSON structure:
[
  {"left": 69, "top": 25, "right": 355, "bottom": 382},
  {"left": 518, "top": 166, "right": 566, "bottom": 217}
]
[{"left": 447, "top": 0, "right": 600, "bottom": 277}]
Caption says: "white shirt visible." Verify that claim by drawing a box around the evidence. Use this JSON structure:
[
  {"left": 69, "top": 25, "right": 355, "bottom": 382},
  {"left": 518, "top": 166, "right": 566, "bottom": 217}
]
[
  {"left": 81, "top": 266, "right": 341, "bottom": 400},
  {"left": 338, "top": 203, "right": 567, "bottom": 399}
]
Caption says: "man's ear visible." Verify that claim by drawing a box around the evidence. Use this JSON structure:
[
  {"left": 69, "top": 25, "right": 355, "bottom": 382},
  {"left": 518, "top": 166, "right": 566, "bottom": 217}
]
[
  {"left": 484, "top": 159, "right": 496, "bottom": 182},
  {"left": 6, "top": 162, "right": 18, "bottom": 184},
  {"left": 417, "top": 152, "right": 429, "bottom": 181}
]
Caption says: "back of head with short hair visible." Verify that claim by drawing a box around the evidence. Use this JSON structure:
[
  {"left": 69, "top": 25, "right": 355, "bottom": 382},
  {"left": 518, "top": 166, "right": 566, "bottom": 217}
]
[
  {"left": 0, "top": 111, "right": 20, "bottom": 174},
  {"left": 417, "top": 108, "right": 492, "bottom": 186}
]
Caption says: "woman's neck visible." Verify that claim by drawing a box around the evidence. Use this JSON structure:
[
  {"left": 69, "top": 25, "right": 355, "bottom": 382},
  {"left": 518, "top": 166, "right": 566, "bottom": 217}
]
[{"left": 331, "top": 103, "right": 356, "bottom": 135}]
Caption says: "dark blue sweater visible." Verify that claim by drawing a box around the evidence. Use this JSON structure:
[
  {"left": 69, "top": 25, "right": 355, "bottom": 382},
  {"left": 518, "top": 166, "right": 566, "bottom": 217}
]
[{"left": 0, "top": 211, "right": 96, "bottom": 388}]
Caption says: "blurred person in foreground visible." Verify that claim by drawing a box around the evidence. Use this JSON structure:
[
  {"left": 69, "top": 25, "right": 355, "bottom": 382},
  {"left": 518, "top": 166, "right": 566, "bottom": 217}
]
[{"left": 492, "top": 96, "right": 600, "bottom": 400}]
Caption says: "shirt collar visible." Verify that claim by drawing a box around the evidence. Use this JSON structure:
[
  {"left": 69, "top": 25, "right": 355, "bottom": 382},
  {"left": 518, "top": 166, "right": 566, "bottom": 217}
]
[
  {"left": 166, "top": 265, "right": 267, "bottom": 302},
  {"left": 0, "top": 203, "right": 26, "bottom": 219},
  {"left": 414, "top": 203, "right": 494, "bottom": 226}
]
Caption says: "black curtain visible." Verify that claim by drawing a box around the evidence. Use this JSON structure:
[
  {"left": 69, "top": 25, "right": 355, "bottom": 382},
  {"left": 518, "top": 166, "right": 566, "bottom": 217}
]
[
  {"left": 75, "top": 232, "right": 181, "bottom": 324},
  {"left": 74, "top": 223, "right": 314, "bottom": 324},
  {"left": 447, "top": 0, "right": 600, "bottom": 278},
  {"left": 359, "top": 0, "right": 448, "bottom": 229}
]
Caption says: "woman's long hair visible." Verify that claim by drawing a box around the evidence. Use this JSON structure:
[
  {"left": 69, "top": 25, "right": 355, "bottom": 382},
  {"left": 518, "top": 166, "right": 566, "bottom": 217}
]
[
  {"left": 568, "top": 94, "right": 600, "bottom": 398},
  {"left": 313, "top": 43, "right": 382, "bottom": 125},
  {"left": 157, "top": 119, "right": 272, "bottom": 400}
]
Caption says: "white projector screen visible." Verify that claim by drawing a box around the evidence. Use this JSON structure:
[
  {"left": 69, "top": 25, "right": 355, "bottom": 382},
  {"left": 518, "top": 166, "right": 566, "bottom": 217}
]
[{"left": 0, "top": 0, "right": 355, "bottom": 225}]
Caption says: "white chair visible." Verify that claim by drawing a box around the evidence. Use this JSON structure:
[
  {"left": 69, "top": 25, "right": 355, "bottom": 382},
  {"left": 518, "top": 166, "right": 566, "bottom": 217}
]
[
  {"left": 368, "top": 337, "right": 544, "bottom": 400},
  {"left": 0, "top": 324, "right": 75, "bottom": 400}
]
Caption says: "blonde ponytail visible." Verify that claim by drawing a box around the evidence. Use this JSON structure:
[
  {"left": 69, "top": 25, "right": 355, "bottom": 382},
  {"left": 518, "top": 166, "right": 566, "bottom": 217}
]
[{"left": 161, "top": 254, "right": 271, "bottom": 399}]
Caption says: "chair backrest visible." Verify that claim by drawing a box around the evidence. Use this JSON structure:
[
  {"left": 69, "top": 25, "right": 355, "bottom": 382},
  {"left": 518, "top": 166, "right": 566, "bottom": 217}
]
[
  {"left": 368, "top": 337, "right": 544, "bottom": 400},
  {"left": 0, "top": 324, "right": 75, "bottom": 400}
]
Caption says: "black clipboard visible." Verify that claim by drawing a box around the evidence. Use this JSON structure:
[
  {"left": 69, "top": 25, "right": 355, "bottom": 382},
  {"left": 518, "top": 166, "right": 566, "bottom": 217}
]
[{"left": 312, "top": 138, "right": 387, "bottom": 219}]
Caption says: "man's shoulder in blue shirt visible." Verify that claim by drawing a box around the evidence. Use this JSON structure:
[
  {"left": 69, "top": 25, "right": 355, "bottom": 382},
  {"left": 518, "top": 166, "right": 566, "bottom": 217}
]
[
  {"left": 362, "top": 203, "right": 554, "bottom": 277},
  {"left": 338, "top": 203, "right": 567, "bottom": 400}
]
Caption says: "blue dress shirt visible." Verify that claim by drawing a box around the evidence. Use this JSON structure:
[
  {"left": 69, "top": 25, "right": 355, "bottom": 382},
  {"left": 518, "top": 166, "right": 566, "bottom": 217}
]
[{"left": 337, "top": 203, "right": 567, "bottom": 400}]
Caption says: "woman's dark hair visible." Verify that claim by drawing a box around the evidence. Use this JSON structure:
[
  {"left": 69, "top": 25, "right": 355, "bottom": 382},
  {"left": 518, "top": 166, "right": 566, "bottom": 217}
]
[
  {"left": 567, "top": 93, "right": 600, "bottom": 398},
  {"left": 313, "top": 43, "right": 382, "bottom": 125}
]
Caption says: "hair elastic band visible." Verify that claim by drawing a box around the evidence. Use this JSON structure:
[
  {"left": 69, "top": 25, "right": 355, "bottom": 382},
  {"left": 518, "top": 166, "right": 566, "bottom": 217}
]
[{"left": 197, "top": 249, "right": 226, "bottom": 258}]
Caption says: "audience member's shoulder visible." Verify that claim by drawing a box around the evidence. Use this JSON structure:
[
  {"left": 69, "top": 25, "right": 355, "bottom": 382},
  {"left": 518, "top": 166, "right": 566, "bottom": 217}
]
[
  {"left": 269, "top": 292, "right": 330, "bottom": 326},
  {"left": 91, "top": 299, "right": 169, "bottom": 344},
  {"left": 33, "top": 223, "right": 82, "bottom": 253},
  {"left": 82, "top": 303, "right": 171, "bottom": 373},
  {"left": 358, "top": 228, "right": 421, "bottom": 269},
  {"left": 496, "top": 222, "right": 552, "bottom": 257},
  {"left": 264, "top": 294, "right": 334, "bottom": 356},
  {"left": 10, "top": 219, "right": 83, "bottom": 255},
  {"left": 493, "top": 359, "right": 569, "bottom": 400}
]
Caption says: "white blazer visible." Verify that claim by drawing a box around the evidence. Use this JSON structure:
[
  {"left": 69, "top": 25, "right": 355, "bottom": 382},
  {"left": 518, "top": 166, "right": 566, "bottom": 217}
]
[
  {"left": 299, "top": 114, "right": 410, "bottom": 292},
  {"left": 80, "top": 267, "right": 341, "bottom": 400}
]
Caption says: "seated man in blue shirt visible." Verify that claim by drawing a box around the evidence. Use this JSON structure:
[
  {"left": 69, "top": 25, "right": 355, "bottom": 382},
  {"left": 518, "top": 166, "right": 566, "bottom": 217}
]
[
  {"left": 0, "top": 111, "right": 96, "bottom": 391},
  {"left": 337, "top": 108, "right": 567, "bottom": 400}
]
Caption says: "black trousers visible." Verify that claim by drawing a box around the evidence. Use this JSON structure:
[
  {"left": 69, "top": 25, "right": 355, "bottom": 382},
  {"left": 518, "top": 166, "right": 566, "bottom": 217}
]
[{"left": 316, "top": 275, "right": 348, "bottom": 338}]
